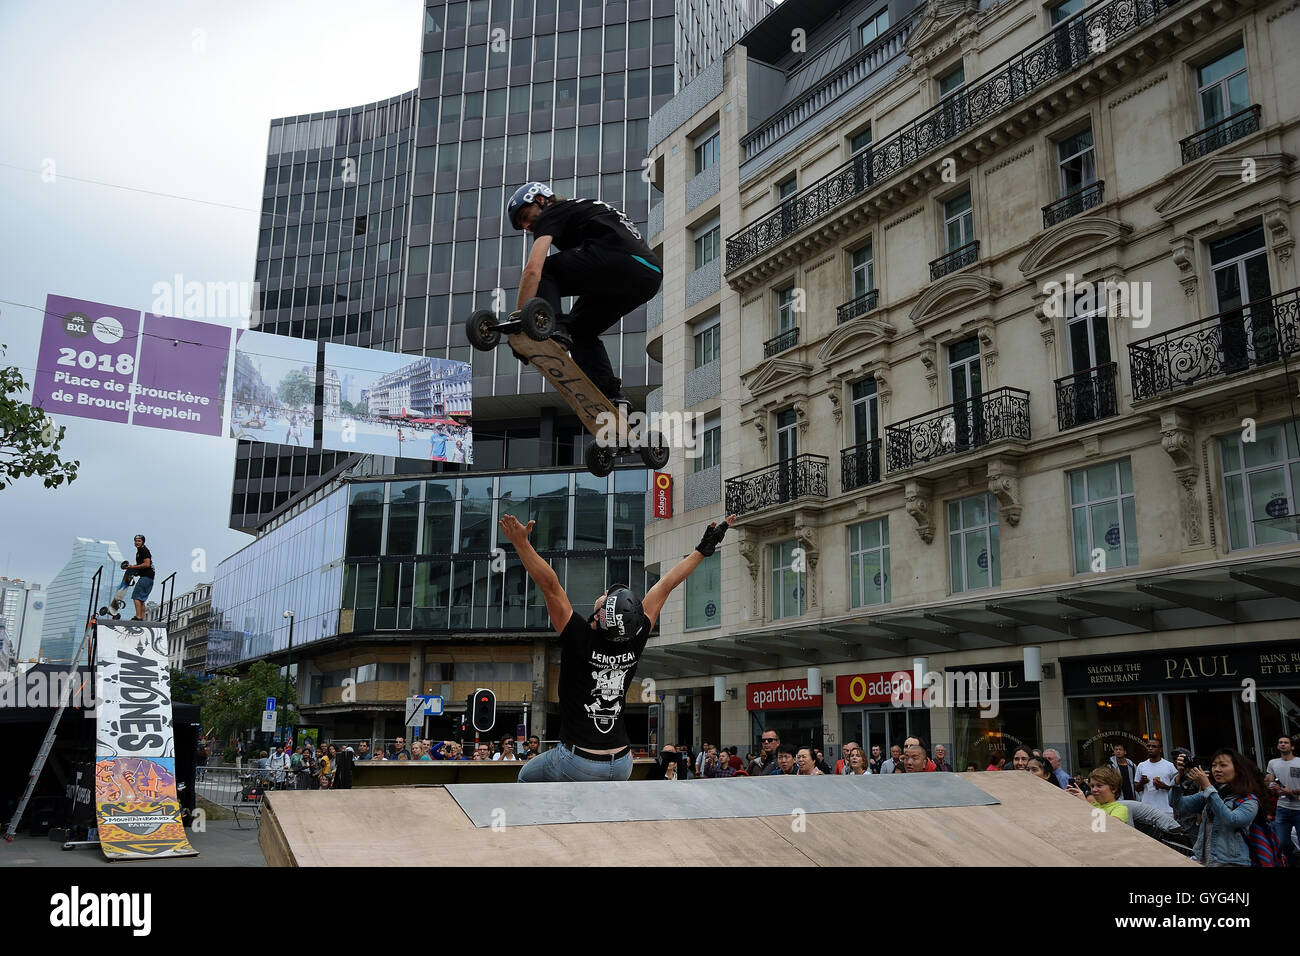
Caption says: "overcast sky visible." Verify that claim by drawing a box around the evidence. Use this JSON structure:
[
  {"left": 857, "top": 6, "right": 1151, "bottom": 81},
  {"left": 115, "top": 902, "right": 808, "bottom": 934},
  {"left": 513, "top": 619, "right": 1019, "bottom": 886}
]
[{"left": 0, "top": 0, "right": 422, "bottom": 594}]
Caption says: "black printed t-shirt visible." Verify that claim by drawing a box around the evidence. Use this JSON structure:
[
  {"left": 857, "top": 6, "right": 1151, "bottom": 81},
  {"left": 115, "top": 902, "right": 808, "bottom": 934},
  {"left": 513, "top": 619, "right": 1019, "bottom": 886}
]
[
  {"left": 556, "top": 610, "right": 650, "bottom": 751},
  {"left": 532, "top": 198, "right": 661, "bottom": 266},
  {"left": 135, "top": 546, "right": 155, "bottom": 579}
]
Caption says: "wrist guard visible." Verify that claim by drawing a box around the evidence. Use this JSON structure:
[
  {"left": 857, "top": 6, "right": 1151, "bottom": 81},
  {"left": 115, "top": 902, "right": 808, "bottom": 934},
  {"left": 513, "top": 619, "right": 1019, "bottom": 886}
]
[{"left": 695, "top": 519, "right": 730, "bottom": 557}]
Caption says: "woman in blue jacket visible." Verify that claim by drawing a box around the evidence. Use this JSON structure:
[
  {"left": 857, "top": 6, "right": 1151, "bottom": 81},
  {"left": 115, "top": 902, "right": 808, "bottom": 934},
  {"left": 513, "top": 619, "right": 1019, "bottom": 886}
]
[{"left": 1170, "top": 749, "right": 1260, "bottom": 866}]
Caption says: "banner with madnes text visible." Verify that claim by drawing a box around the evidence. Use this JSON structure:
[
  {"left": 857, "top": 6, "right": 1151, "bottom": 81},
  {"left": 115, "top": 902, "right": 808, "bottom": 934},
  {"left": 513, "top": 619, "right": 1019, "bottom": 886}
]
[
  {"left": 321, "top": 341, "right": 472, "bottom": 462},
  {"left": 32, "top": 294, "right": 234, "bottom": 438},
  {"left": 94, "top": 621, "right": 197, "bottom": 860}
]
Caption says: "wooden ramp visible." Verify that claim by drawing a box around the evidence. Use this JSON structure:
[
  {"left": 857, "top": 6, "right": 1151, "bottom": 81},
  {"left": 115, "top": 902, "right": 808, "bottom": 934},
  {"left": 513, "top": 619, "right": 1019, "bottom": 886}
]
[{"left": 259, "top": 772, "right": 1197, "bottom": 867}]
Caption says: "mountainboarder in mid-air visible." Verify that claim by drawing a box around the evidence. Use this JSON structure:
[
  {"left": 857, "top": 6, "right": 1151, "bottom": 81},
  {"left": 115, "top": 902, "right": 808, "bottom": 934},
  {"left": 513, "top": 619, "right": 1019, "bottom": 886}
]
[
  {"left": 502, "top": 511, "right": 735, "bottom": 783},
  {"left": 506, "top": 182, "right": 663, "bottom": 409}
]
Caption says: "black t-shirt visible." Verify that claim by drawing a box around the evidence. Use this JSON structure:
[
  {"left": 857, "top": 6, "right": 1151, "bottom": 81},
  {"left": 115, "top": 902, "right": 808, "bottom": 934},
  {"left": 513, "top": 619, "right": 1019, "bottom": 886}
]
[
  {"left": 557, "top": 610, "right": 650, "bottom": 751},
  {"left": 135, "top": 546, "right": 155, "bottom": 579},
  {"left": 533, "top": 198, "right": 660, "bottom": 265}
]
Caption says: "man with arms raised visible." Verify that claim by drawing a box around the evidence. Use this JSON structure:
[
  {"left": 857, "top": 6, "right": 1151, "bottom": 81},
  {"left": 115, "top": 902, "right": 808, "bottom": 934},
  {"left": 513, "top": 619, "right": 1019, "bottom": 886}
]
[{"left": 506, "top": 512, "right": 735, "bottom": 783}]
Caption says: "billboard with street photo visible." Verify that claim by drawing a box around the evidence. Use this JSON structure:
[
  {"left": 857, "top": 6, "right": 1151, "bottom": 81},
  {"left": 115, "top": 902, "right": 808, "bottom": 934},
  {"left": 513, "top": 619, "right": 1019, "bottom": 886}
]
[
  {"left": 321, "top": 343, "right": 471, "bottom": 462},
  {"left": 228, "top": 329, "right": 319, "bottom": 446}
]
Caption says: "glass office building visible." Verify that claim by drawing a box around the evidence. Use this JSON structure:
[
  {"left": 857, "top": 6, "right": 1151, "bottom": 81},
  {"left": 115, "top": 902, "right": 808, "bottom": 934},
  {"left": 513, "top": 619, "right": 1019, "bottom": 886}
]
[
  {"left": 233, "top": 92, "right": 418, "bottom": 531},
  {"left": 230, "top": 0, "right": 769, "bottom": 531},
  {"left": 210, "top": 468, "right": 653, "bottom": 666}
]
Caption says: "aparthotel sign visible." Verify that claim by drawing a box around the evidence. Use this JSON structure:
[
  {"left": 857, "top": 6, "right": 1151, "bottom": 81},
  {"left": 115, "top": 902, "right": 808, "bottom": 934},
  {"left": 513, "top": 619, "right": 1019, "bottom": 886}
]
[{"left": 747, "top": 679, "right": 821, "bottom": 711}]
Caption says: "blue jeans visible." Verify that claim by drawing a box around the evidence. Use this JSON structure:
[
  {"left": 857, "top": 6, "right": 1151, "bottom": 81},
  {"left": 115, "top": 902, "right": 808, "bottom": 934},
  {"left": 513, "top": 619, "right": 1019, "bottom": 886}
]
[
  {"left": 1273, "top": 805, "right": 1300, "bottom": 864},
  {"left": 516, "top": 743, "right": 633, "bottom": 783},
  {"left": 131, "top": 575, "right": 155, "bottom": 602}
]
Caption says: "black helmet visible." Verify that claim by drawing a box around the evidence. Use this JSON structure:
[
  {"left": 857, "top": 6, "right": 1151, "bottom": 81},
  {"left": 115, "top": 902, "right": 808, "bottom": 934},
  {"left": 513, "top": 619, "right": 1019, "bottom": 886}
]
[
  {"left": 507, "top": 181, "right": 554, "bottom": 229},
  {"left": 593, "top": 585, "right": 646, "bottom": 643}
]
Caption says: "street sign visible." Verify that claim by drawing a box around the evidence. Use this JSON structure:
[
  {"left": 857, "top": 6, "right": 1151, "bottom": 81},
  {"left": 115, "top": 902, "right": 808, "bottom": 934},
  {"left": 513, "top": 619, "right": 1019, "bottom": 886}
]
[
  {"left": 261, "top": 710, "right": 277, "bottom": 732},
  {"left": 265, "top": 697, "right": 276, "bottom": 711},
  {"left": 404, "top": 696, "right": 424, "bottom": 727},
  {"left": 422, "top": 695, "right": 444, "bottom": 716}
]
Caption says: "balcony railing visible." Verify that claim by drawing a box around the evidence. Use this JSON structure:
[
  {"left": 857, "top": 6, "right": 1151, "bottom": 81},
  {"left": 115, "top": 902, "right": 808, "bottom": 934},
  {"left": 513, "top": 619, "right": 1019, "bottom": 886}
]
[
  {"left": 885, "top": 387, "right": 1031, "bottom": 471},
  {"left": 837, "top": 289, "right": 880, "bottom": 324},
  {"left": 1042, "top": 180, "right": 1105, "bottom": 229},
  {"left": 1128, "top": 287, "right": 1300, "bottom": 402},
  {"left": 929, "top": 241, "right": 980, "bottom": 281},
  {"left": 725, "top": 454, "right": 829, "bottom": 516},
  {"left": 841, "top": 439, "right": 882, "bottom": 492},
  {"left": 724, "top": 0, "right": 1188, "bottom": 272},
  {"left": 739, "top": 9, "right": 923, "bottom": 163},
  {"left": 1054, "top": 362, "right": 1119, "bottom": 430},
  {"left": 1180, "top": 105, "right": 1262, "bottom": 164},
  {"left": 764, "top": 327, "right": 800, "bottom": 358}
]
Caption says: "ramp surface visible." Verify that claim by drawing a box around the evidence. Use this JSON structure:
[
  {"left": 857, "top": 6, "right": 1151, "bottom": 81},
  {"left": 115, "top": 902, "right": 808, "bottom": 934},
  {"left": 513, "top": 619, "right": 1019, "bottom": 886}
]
[
  {"left": 260, "top": 772, "right": 1198, "bottom": 867},
  {"left": 445, "top": 773, "right": 996, "bottom": 827}
]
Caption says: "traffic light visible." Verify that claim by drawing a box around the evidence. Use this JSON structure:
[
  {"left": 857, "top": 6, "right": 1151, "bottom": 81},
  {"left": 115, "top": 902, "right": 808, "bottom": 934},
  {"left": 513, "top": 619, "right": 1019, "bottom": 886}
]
[{"left": 470, "top": 687, "right": 496, "bottom": 733}]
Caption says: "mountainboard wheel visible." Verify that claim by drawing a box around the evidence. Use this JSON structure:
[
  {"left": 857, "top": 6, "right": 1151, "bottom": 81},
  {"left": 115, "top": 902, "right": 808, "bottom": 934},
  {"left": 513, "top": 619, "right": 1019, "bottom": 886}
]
[
  {"left": 520, "top": 297, "right": 555, "bottom": 341},
  {"left": 466, "top": 309, "right": 500, "bottom": 351},
  {"left": 586, "top": 443, "right": 615, "bottom": 478},
  {"left": 638, "top": 432, "right": 670, "bottom": 470}
]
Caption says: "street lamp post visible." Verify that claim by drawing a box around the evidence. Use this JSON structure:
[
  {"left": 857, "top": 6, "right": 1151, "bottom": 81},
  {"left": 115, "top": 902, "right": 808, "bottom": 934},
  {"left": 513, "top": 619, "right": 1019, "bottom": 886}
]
[{"left": 282, "top": 610, "right": 295, "bottom": 742}]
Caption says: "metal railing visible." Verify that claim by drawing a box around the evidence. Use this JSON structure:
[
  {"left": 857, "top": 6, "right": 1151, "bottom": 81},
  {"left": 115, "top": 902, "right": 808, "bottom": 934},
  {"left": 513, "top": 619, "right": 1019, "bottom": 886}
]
[
  {"left": 1042, "top": 180, "right": 1105, "bottom": 228},
  {"left": 929, "top": 241, "right": 980, "bottom": 281},
  {"left": 764, "top": 327, "right": 800, "bottom": 357},
  {"left": 885, "top": 388, "right": 1031, "bottom": 471},
  {"left": 1128, "top": 287, "right": 1300, "bottom": 402},
  {"left": 1180, "top": 105, "right": 1261, "bottom": 164},
  {"left": 725, "top": 454, "right": 829, "bottom": 516},
  {"left": 841, "top": 439, "right": 883, "bottom": 492},
  {"left": 725, "top": 0, "right": 1189, "bottom": 272},
  {"left": 194, "top": 766, "right": 288, "bottom": 828},
  {"left": 837, "top": 288, "right": 880, "bottom": 324},
  {"left": 739, "top": 9, "right": 923, "bottom": 162},
  {"left": 1054, "top": 362, "right": 1119, "bottom": 430}
]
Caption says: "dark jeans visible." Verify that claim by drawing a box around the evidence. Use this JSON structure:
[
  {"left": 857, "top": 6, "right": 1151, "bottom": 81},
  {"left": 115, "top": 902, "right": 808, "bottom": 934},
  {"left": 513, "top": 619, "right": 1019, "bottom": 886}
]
[{"left": 537, "top": 242, "right": 662, "bottom": 398}]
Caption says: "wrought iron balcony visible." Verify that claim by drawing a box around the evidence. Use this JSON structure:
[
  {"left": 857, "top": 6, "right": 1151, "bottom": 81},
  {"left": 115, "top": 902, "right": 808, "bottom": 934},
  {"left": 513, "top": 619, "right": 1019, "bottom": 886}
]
[
  {"left": 764, "top": 327, "right": 800, "bottom": 358},
  {"left": 1180, "top": 105, "right": 1261, "bottom": 164},
  {"left": 725, "top": 454, "right": 829, "bottom": 516},
  {"left": 885, "top": 387, "right": 1031, "bottom": 471},
  {"left": 739, "top": 9, "right": 923, "bottom": 163},
  {"left": 1054, "top": 362, "right": 1119, "bottom": 431},
  {"left": 1042, "top": 181, "right": 1105, "bottom": 229},
  {"left": 837, "top": 289, "right": 880, "bottom": 324},
  {"left": 724, "top": 0, "right": 1189, "bottom": 272},
  {"left": 1128, "top": 287, "right": 1300, "bottom": 402},
  {"left": 929, "top": 241, "right": 979, "bottom": 281},
  {"left": 841, "top": 439, "right": 882, "bottom": 492}
]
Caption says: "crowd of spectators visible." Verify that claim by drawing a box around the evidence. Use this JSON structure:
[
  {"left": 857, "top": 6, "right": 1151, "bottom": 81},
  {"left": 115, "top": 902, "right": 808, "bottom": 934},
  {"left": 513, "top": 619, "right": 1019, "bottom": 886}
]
[{"left": 663, "top": 732, "right": 1298, "bottom": 867}]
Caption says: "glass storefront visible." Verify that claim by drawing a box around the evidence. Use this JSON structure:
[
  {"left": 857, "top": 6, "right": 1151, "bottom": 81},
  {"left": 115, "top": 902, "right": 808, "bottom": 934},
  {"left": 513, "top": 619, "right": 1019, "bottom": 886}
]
[
  {"left": 841, "top": 707, "right": 931, "bottom": 762},
  {"left": 751, "top": 709, "right": 824, "bottom": 752},
  {"left": 1062, "top": 642, "right": 1300, "bottom": 774},
  {"left": 949, "top": 663, "right": 1041, "bottom": 771}
]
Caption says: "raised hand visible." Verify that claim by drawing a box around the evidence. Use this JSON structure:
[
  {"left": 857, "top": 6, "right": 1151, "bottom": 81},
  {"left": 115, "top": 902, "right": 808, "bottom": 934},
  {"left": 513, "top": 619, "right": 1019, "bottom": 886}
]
[
  {"left": 498, "top": 514, "right": 536, "bottom": 544},
  {"left": 695, "top": 513, "right": 738, "bottom": 557}
]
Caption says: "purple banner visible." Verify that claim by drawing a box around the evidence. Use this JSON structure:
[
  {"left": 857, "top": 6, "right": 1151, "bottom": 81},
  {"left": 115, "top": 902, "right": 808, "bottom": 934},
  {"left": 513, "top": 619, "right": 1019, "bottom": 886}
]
[
  {"left": 135, "top": 312, "right": 233, "bottom": 437},
  {"left": 31, "top": 294, "right": 233, "bottom": 438},
  {"left": 32, "top": 294, "right": 142, "bottom": 425}
]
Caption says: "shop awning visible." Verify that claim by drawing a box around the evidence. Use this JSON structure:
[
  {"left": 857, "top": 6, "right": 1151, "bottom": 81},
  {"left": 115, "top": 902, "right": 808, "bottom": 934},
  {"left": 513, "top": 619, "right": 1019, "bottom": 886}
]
[{"left": 639, "top": 552, "right": 1300, "bottom": 680}]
